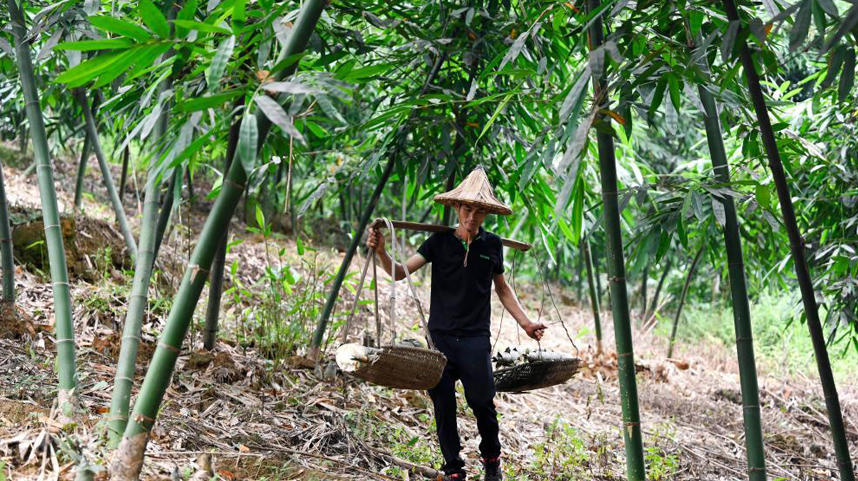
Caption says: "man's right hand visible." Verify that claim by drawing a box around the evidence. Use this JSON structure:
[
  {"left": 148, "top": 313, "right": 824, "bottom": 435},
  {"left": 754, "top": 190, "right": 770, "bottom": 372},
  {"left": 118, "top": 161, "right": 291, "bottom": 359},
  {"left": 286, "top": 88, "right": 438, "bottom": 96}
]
[{"left": 367, "top": 228, "right": 385, "bottom": 255}]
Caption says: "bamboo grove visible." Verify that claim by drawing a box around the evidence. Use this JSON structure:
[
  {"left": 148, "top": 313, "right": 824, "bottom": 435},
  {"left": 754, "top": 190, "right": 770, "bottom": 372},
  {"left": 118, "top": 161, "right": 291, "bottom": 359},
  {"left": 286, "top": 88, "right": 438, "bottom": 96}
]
[{"left": 0, "top": 0, "right": 856, "bottom": 478}]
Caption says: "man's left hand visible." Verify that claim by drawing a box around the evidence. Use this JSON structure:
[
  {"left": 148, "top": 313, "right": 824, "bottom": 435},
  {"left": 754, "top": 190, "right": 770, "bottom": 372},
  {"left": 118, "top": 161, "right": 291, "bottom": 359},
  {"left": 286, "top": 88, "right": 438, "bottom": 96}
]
[{"left": 524, "top": 321, "right": 547, "bottom": 341}]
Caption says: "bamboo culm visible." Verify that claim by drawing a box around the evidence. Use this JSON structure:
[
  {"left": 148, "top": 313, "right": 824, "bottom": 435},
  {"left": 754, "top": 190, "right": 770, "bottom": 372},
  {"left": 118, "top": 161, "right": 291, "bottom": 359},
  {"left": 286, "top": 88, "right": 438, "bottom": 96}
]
[
  {"left": 73, "top": 135, "right": 90, "bottom": 210},
  {"left": 0, "top": 160, "right": 14, "bottom": 302},
  {"left": 587, "top": 1, "right": 645, "bottom": 478},
  {"left": 106, "top": 57, "right": 176, "bottom": 445},
  {"left": 204, "top": 97, "right": 244, "bottom": 351},
  {"left": 697, "top": 79, "right": 767, "bottom": 479},
  {"left": 119, "top": 146, "right": 130, "bottom": 200},
  {"left": 110, "top": 2, "right": 327, "bottom": 478},
  {"left": 78, "top": 90, "right": 137, "bottom": 259},
  {"left": 645, "top": 259, "right": 671, "bottom": 322},
  {"left": 309, "top": 45, "right": 451, "bottom": 359},
  {"left": 720, "top": 2, "right": 855, "bottom": 478},
  {"left": 667, "top": 245, "right": 703, "bottom": 359},
  {"left": 151, "top": 167, "right": 179, "bottom": 270},
  {"left": 8, "top": 0, "right": 78, "bottom": 414},
  {"left": 583, "top": 237, "right": 602, "bottom": 354}
]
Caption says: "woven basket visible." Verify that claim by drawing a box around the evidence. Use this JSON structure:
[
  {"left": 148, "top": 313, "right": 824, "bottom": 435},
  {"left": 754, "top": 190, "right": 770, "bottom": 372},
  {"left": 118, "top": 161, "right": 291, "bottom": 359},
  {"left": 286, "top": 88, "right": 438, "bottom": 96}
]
[
  {"left": 494, "top": 357, "right": 581, "bottom": 393},
  {"left": 349, "top": 345, "right": 447, "bottom": 390}
]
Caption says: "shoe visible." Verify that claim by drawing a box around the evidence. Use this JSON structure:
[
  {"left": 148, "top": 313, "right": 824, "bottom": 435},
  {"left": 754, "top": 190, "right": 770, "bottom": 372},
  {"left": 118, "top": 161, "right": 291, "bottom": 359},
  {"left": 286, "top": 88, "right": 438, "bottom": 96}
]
[
  {"left": 482, "top": 456, "right": 502, "bottom": 481},
  {"left": 441, "top": 471, "right": 466, "bottom": 480}
]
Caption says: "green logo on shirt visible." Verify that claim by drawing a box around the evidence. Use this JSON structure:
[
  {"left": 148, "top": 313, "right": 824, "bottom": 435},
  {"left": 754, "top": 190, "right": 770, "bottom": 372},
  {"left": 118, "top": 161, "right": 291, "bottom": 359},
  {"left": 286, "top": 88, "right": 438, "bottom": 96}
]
[{"left": 480, "top": 254, "right": 491, "bottom": 261}]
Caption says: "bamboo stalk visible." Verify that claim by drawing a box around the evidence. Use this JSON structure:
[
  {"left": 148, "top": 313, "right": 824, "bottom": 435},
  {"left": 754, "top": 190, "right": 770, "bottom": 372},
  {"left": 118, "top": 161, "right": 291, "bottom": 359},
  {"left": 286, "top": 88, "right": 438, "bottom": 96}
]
[
  {"left": 667, "top": 245, "right": 703, "bottom": 359},
  {"left": 77, "top": 90, "right": 137, "bottom": 259},
  {"left": 587, "top": 1, "right": 645, "bottom": 478},
  {"left": 639, "top": 262, "right": 648, "bottom": 318},
  {"left": 697, "top": 79, "right": 767, "bottom": 479},
  {"left": 309, "top": 46, "right": 451, "bottom": 360},
  {"left": 645, "top": 258, "right": 670, "bottom": 323},
  {"left": 73, "top": 135, "right": 90, "bottom": 211},
  {"left": 583, "top": 237, "right": 601, "bottom": 354},
  {"left": 107, "top": 152, "right": 160, "bottom": 447},
  {"left": 107, "top": 46, "right": 178, "bottom": 444},
  {"left": 151, "top": 166, "right": 179, "bottom": 269},
  {"left": 720, "top": 2, "right": 855, "bottom": 478},
  {"left": 204, "top": 97, "right": 243, "bottom": 351},
  {"left": 119, "top": 146, "right": 130, "bottom": 200},
  {"left": 8, "top": 0, "right": 78, "bottom": 415},
  {"left": 0, "top": 160, "right": 14, "bottom": 303},
  {"left": 111, "top": 2, "right": 327, "bottom": 477}
]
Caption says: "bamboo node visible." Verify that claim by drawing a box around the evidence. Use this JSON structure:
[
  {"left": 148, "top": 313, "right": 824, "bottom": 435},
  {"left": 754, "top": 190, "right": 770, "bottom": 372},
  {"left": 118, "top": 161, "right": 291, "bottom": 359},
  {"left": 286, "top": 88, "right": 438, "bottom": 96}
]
[
  {"left": 616, "top": 352, "right": 633, "bottom": 358},
  {"left": 133, "top": 413, "right": 155, "bottom": 425},
  {"left": 190, "top": 264, "right": 210, "bottom": 284},
  {"left": 223, "top": 178, "right": 245, "bottom": 190},
  {"left": 157, "top": 342, "right": 181, "bottom": 354}
]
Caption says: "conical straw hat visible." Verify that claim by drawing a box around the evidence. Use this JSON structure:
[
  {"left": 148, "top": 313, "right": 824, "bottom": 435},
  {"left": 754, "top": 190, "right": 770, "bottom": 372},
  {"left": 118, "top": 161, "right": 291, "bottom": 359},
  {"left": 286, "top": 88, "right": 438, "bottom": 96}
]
[{"left": 434, "top": 166, "right": 512, "bottom": 215}]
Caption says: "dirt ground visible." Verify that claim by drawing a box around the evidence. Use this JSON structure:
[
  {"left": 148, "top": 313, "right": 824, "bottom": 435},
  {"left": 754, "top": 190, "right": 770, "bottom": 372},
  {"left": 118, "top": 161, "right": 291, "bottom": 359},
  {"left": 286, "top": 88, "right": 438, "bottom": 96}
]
[{"left": 0, "top": 142, "right": 856, "bottom": 480}]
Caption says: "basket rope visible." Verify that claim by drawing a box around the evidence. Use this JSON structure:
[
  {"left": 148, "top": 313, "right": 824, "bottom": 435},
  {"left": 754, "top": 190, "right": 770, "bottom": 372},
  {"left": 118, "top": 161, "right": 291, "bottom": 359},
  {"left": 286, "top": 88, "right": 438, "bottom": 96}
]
[{"left": 340, "top": 217, "right": 435, "bottom": 349}]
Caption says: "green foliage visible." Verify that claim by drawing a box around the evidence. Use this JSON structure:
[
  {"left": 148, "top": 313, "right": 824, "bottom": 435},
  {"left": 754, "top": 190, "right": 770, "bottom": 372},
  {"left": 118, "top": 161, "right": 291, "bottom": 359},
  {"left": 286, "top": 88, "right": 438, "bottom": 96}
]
[
  {"left": 660, "top": 293, "right": 858, "bottom": 383},
  {"left": 529, "top": 418, "right": 594, "bottom": 479}
]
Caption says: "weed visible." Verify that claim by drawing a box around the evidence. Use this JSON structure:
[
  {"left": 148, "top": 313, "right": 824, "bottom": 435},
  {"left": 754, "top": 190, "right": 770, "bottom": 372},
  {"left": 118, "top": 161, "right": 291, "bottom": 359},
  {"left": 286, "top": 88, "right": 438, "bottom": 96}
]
[
  {"left": 644, "top": 445, "right": 679, "bottom": 480},
  {"left": 530, "top": 418, "right": 590, "bottom": 479}
]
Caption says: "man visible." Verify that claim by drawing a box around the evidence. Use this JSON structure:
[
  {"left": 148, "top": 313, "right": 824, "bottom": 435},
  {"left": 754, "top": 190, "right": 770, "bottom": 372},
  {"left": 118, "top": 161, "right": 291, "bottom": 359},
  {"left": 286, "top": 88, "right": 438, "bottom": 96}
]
[{"left": 367, "top": 166, "right": 546, "bottom": 481}]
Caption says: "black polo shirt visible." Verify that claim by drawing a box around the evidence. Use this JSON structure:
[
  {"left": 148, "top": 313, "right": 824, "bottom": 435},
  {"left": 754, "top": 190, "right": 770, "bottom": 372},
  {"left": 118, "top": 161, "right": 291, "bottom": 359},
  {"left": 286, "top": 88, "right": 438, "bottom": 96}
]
[{"left": 417, "top": 227, "right": 504, "bottom": 337}]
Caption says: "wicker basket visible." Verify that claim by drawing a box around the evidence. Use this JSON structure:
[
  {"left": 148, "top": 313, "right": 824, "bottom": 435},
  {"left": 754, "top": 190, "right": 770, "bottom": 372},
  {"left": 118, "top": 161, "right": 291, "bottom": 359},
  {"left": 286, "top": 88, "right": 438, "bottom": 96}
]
[
  {"left": 494, "top": 357, "right": 581, "bottom": 393},
  {"left": 346, "top": 345, "right": 447, "bottom": 390}
]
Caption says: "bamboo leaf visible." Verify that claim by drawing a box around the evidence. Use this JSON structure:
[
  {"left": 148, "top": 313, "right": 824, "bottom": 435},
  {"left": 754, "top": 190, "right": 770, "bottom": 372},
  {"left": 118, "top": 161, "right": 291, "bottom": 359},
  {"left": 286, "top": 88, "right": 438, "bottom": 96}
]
[
  {"left": 89, "top": 16, "right": 152, "bottom": 42},
  {"left": 56, "top": 48, "right": 137, "bottom": 84},
  {"left": 816, "top": 0, "right": 838, "bottom": 18},
  {"left": 667, "top": 74, "right": 681, "bottom": 114},
  {"left": 589, "top": 45, "right": 605, "bottom": 80},
  {"left": 755, "top": 184, "right": 771, "bottom": 209},
  {"left": 499, "top": 30, "right": 528, "bottom": 69},
  {"left": 823, "top": 4, "right": 858, "bottom": 52},
  {"left": 648, "top": 78, "right": 666, "bottom": 121},
  {"left": 255, "top": 95, "right": 305, "bottom": 144},
  {"left": 559, "top": 66, "right": 591, "bottom": 121},
  {"left": 173, "top": 19, "right": 232, "bottom": 35},
  {"left": 478, "top": 90, "right": 515, "bottom": 140},
  {"left": 89, "top": 46, "right": 143, "bottom": 88},
  {"left": 789, "top": 0, "right": 812, "bottom": 52},
  {"left": 56, "top": 38, "right": 136, "bottom": 51},
  {"left": 0, "top": 38, "right": 13, "bottom": 57},
  {"left": 174, "top": 0, "right": 199, "bottom": 37},
  {"left": 262, "top": 81, "right": 322, "bottom": 94},
  {"left": 820, "top": 44, "right": 846, "bottom": 90},
  {"left": 238, "top": 113, "right": 258, "bottom": 173},
  {"left": 140, "top": 0, "right": 170, "bottom": 38},
  {"left": 35, "top": 29, "right": 62, "bottom": 62},
  {"left": 206, "top": 35, "right": 235, "bottom": 92},
  {"left": 178, "top": 89, "right": 243, "bottom": 112},
  {"left": 767, "top": 1, "right": 803, "bottom": 25},
  {"left": 721, "top": 20, "right": 740, "bottom": 61},
  {"left": 712, "top": 198, "right": 726, "bottom": 227}
]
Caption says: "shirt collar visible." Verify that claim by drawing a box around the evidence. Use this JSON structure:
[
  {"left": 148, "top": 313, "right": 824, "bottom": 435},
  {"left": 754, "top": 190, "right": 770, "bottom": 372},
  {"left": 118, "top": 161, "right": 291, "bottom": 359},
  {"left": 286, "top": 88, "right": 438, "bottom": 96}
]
[{"left": 454, "top": 226, "right": 485, "bottom": 242}]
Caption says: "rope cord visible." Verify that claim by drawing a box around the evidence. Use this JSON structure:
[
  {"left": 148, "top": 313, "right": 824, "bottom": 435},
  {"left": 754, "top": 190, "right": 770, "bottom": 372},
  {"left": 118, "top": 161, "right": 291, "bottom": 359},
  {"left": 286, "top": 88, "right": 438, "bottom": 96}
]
[
  {"left": 381, "top": 217, "right": 435, "bottom": 350},
  {"left": 340, "top": 248, "right": 373, "bottom": 343},
  {"left": 535, "top": 252, "right": 579, "bottom": 356}
]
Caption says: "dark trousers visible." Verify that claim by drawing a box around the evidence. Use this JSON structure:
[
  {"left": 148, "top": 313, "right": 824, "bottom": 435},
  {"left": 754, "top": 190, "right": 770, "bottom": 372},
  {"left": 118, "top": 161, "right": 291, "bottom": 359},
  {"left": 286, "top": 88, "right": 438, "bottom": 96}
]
[{"left": 428, "top": 332, "right": 501, "bottom": 474}]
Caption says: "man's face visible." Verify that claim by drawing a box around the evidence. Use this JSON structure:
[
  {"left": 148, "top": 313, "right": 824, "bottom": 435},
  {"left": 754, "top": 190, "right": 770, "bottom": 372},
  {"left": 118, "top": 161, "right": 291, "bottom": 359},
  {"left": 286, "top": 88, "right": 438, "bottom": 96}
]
[{"left": 457, "top": 203, "right": 488, "bottom": 233}]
